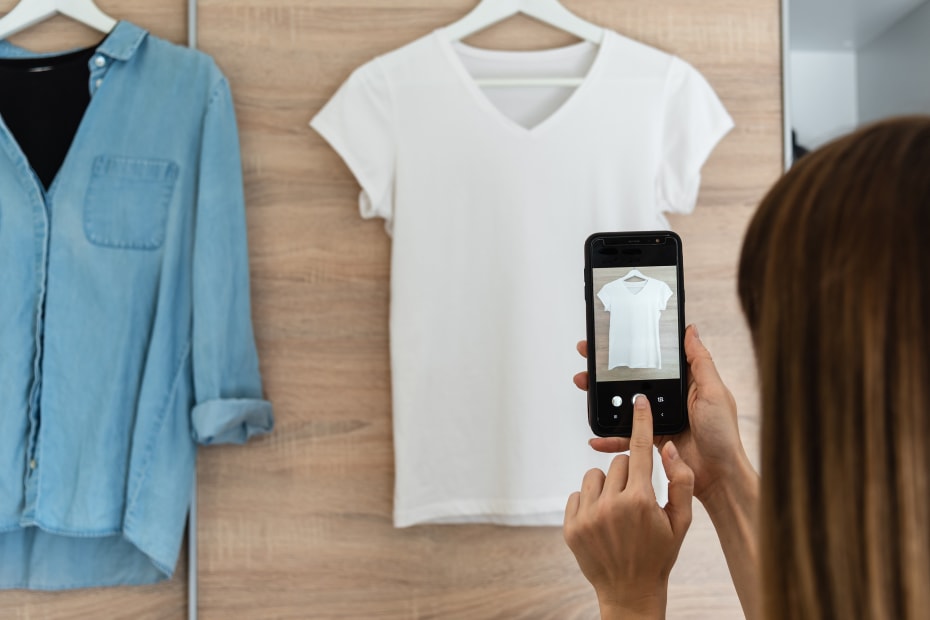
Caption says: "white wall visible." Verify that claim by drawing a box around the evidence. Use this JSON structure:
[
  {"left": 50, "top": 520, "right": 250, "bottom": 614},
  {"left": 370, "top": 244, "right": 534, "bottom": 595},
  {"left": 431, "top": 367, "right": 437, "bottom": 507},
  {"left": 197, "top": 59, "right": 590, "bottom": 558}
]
[
  {"left": 789, "top": 50, "right": 859, "bottom": 150},
  {"left": 858, "top": 1, "right": 930, "bottom": 124}
]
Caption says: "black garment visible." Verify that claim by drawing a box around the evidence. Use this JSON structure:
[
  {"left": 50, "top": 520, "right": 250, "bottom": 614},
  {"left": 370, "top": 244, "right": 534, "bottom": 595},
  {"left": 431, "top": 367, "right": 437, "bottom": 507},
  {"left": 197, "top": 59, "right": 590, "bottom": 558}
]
[
  {"left": 0, "top": 46, "right": 96, "bottom": 189},
  {"left": 791, "top": 129, "right": 810, "bottom": 163}
]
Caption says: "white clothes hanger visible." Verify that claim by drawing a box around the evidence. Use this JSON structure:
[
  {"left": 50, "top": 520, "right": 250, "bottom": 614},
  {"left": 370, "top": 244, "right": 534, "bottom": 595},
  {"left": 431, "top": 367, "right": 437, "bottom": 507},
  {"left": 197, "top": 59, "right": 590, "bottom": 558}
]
[
  {"left": 444, "top": 0, "right": 605, "bottom": 88},
  {"left": 445, "top": 0, "right": 603, "bottom": 45},
  {"left": 0, "top": 0, "right": 116, "bottom": 40},
  {"left": 621, "top": 269, "right": 647, "bottom": 282}
]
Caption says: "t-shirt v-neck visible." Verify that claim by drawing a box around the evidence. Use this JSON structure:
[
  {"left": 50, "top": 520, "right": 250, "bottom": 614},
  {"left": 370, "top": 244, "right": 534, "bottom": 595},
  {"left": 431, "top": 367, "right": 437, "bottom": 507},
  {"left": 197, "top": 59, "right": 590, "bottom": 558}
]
[
  {"left": 598, "top": 276, "right": 673, "bottom": 370},
  {"left": 441, "top": 34, "right": 603, "bottom": 131},
  {"left": 623, "top": 278, "right": 648, "bottom": 295},
  {"left": 0, "top": 45, "right": 96, "bottom": 189},
  {"left": 310, "top": 27, "right": 733, "bottom": 528}
]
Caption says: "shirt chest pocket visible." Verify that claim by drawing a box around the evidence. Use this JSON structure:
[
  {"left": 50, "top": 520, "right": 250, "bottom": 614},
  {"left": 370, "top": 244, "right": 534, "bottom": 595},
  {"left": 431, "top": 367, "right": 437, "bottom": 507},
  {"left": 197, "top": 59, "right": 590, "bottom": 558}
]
[{"left": 83, "top": 155, "right": 179, "bottom": 250}]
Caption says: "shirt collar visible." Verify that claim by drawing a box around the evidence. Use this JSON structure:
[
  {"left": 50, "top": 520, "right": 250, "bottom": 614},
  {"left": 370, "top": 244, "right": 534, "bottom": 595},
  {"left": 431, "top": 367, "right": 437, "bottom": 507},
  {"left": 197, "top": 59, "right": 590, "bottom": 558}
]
[
  {"left": 95, "top": 21, "right": 147, "bottom": 62},
  {"left": 0, "top": 20, "right": 147, "bottom": 61}
]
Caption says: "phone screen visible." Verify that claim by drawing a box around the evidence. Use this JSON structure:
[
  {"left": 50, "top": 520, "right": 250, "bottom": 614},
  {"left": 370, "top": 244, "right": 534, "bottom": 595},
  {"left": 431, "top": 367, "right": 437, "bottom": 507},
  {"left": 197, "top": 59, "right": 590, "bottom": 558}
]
[{"left": 584, "top": 232, "right": 687, "bottom": 436}]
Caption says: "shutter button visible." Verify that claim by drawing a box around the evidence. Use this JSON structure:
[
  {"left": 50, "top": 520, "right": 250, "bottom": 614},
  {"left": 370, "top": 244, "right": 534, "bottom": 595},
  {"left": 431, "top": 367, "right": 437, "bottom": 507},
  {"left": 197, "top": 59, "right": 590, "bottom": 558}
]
[{"left": 94, "top": 56, "right": 106, "bottom": 68}]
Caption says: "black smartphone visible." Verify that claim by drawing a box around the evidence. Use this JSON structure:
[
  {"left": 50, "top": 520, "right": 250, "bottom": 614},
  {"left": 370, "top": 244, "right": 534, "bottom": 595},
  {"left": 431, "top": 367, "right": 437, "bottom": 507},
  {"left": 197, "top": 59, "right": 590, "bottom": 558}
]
[{"left": 584, "top": 231, "right": 688, "bottom": 437}]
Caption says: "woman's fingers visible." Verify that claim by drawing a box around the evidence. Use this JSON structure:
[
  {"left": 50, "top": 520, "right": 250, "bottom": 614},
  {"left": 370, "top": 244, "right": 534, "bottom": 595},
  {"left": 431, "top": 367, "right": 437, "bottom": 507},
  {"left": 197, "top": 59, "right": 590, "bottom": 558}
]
[
  {"left": 580, "top": 467, "right": 606, "bottom": 510},
  {"left": 661, "top": 441, "right": 695, "bottom": 537},
  {"left": 589, "top": 436, "right": 630, "bottom": 453},
  {"left": 573, "top": 370, "right": 589, "bottom": 391},
  {"left": 627, "top": 394, "right": 655, "bottom": 494},
  {"left": 564, "top": 491, "right": 581, "bottom": 521},
  {"left": 684, "top": 324, "right": 724, "bottom": 389},
  {"left": 604, "top": 452, "right": 631, "bottom": 495}
]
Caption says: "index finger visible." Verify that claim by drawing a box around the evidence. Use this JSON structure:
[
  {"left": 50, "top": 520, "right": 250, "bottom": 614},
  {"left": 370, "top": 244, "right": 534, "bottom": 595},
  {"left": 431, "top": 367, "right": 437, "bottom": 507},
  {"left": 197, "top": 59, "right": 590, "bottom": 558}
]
[{"left": 627, "top": 393, "right": 654, "bottom": 492}]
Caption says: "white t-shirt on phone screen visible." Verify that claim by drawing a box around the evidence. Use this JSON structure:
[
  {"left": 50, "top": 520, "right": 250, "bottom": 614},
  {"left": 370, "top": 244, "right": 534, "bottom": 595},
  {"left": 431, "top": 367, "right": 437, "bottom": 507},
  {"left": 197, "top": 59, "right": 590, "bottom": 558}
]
[
  {"left": 311, "top": 28, "right": 732, "bottom": 527},
  {"left": 598, "top": 276, "right": 674, "bottom": 370}
]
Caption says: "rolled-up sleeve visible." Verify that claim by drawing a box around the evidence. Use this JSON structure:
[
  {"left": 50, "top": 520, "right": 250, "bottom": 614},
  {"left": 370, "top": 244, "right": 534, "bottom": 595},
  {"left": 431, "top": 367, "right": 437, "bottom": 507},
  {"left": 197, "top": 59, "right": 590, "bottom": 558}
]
[
  {"left": 191, "top": 398, "right": 272, "bottom": 445},
  {"left": 190, "top": 72, "right": 273, "bottom": 445}
]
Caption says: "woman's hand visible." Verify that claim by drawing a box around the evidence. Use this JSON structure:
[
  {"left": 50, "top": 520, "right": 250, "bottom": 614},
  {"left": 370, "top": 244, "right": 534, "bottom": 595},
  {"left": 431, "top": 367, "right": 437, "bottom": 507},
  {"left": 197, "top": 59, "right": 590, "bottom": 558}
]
[
  {"left": 564, "top": 394, "right": 695, "bottom": 620},
  {"left": 574, "top": 324, "right": 761, "bottom": 618},
  {"left": 574, "top": 324, "right": 751, "bottom": 505}
]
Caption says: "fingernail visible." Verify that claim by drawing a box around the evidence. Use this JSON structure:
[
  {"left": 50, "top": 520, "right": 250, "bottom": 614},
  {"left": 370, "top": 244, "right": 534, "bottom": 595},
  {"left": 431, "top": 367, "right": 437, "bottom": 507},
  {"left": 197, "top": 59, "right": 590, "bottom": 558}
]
[
  {"left": 633, "top": 393, "right": 647, "bottom": 408},
  {"left": 666, "top": 441, "right": 679, "bottom": 460},
  {"left": 691, "top": 324, "right": 701, "bottom": 340}
]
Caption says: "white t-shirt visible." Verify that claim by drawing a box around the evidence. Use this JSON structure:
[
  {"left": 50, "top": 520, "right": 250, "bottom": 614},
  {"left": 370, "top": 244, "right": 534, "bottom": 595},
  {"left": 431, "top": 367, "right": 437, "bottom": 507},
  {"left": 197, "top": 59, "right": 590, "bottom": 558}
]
[
  {"left": 598, "top": 276, "right": 674, "bottom": 370},
  {"left": 311, "top": 28, "right": 732, "bottom": 527}
]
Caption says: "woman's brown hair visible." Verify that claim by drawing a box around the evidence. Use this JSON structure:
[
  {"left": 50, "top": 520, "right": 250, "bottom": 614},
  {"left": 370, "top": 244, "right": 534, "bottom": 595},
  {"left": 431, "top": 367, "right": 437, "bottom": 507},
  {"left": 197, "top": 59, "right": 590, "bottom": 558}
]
[{"left": 738, "top": 116, "right": 930, "bottom": 619}]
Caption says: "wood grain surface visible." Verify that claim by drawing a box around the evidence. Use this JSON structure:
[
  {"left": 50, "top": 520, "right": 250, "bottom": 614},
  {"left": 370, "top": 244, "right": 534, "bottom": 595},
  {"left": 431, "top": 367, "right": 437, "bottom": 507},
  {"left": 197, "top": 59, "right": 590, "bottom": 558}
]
[{"left": 0, "top": 0, "right": 781, "bottom": 617}]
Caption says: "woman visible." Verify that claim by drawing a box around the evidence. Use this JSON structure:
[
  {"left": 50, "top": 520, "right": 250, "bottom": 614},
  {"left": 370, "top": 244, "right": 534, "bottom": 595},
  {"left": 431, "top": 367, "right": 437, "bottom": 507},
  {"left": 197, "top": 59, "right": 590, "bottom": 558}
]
[{"left": 564, "top": 116, "right": 930, "bottom": 619}]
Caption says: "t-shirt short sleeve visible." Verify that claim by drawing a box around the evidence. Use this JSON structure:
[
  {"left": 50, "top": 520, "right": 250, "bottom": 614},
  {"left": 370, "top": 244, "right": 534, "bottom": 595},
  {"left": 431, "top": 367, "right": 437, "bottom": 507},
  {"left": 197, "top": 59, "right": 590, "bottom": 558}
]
[
  {"left": 658, "top": 280, "right": 673, "bottom": 311},
  {"left": 656, "top": 57, "right": 734, "bottom": 215},
  {"left": 597, "top": 284, "right": 612, "bottom": 312},
  {"left": 310, "top": 60, "right": 396, "bottom": 232}
]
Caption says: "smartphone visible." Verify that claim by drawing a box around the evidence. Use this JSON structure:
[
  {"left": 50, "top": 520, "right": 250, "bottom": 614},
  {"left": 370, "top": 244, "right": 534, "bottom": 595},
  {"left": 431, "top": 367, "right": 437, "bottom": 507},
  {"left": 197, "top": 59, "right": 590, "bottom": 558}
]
[{"left": 584, "top": 231, "right": 688, "bottom": 437}]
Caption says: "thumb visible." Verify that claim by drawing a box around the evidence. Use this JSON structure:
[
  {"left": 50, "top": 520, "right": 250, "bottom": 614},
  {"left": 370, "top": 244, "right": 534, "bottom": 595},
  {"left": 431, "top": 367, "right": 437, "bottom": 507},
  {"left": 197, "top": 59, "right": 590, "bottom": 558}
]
[
  {"left": 685, "top": 324, "right": 724, "bottom": 388},
  {"left": 661, "top": 441, "right": 694, "bottom": 536}
]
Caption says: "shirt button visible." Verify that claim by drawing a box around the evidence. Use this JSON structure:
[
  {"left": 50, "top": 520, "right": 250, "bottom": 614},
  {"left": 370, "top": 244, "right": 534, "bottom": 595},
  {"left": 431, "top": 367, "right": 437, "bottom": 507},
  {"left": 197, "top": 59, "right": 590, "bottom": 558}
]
[
  {"left": 94, "top": 56, "right": 106, "bottom": 68},
  {"left": 95, "top": 78, "right": 103, "bottom": 88},
  {"left": 29, "top": 459, "right": 36, "bottom": 470}
]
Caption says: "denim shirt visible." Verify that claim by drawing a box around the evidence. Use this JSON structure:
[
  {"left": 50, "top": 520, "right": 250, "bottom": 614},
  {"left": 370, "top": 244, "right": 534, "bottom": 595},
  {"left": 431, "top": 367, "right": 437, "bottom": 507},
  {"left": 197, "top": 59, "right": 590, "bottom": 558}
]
[{"left": 0, "top": 22, "right": 273, "bottom": 589}]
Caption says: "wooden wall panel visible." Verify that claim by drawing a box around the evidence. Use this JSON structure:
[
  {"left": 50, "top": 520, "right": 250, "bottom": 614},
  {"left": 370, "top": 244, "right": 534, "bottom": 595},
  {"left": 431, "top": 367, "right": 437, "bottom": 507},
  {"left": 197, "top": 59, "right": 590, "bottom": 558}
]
[
  {"left": 0, "top": 0, "right": 781, "bottom": 617},
  {"left": 195, "top": 1, "right": 781, "bottom": 618},
  {"left": 0, "top": 1, "right": 186, "bottom": 51}
]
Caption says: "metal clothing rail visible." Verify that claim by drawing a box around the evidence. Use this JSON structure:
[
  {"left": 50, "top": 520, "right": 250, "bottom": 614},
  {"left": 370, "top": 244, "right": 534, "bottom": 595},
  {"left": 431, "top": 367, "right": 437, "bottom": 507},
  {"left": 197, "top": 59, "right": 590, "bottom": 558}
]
[
  {"left": 187, "top": 2, "right": 199, "bottom": 617},
  {"left": 189, "top": 465, "right": 198, "bottom": 620}
]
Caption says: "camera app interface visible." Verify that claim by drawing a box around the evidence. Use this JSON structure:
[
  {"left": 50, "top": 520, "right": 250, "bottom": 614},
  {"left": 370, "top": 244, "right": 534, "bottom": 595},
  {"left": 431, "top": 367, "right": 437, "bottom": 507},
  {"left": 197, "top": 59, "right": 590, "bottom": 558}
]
[{"left": 588, "top": 239, "right": 684, "bottom": 432}]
